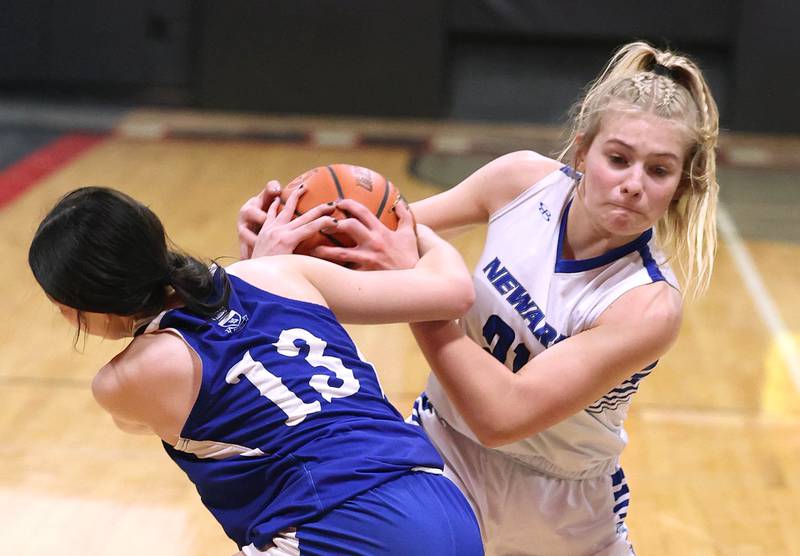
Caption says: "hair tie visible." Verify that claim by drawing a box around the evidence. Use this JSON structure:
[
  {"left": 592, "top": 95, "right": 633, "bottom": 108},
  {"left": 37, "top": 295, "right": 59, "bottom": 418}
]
[
  {"left": 164, "top": 262, "right": 180, "bottom": 287},
  {"left": 165, "top": 253, "right": 185, "bottom": 285},
  {"left": 651, "top": 62, "right": 678, "bottom": 81}
]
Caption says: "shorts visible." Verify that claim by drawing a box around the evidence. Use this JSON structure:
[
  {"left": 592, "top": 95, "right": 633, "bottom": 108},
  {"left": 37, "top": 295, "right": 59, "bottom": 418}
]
[
  {"left": 413, "top": 395, "right": 634, "bottom": 556},
  {"left": 242, "top": 470, "right": 483, "bottom": 555}
]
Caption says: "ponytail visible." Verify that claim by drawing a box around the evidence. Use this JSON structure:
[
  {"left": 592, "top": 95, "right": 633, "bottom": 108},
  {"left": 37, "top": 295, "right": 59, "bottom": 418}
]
[
  {"left": 166, "top": 251, "right": 230, "bottom": 317},
  {"left": 559, "top": 41, "right": 720, "bottom": 300}
]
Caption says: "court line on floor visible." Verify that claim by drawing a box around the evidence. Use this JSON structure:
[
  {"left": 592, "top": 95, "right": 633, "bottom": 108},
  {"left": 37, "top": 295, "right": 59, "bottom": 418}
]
[{"left": 717, "top": 203, "right": 800, "bottom": 392}]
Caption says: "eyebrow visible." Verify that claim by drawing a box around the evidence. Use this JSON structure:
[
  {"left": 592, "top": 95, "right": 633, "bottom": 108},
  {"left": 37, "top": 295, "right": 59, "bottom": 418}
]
[{"left": 604, "top": 138, "right": 681, "bottom": 161}]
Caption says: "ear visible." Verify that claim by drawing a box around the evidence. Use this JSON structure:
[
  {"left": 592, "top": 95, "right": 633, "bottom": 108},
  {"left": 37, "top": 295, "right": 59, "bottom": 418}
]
[
  {"left": 573, "top": 133, "right": 587, "bottom": 171},
  {"left": 671, "top": 177, "right": 690, "bottom": 207}
]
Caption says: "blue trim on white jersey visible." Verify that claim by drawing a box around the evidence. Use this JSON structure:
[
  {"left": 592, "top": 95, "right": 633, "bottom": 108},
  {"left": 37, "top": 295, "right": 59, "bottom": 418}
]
[
  {"left": 555, "top": 200, "right": 654, "bottom": 274},
  {"left": 611, "top": 467, "right": 631, "bottom": 517},
  {"left": 559, "top": 165, "right": 582, "bottom": 181},
  {"left": 586, "top": 361, "right": 658, "bottom": 414},
  {"left": 637, "top": 244, "right": 666, "bottom": 282}
]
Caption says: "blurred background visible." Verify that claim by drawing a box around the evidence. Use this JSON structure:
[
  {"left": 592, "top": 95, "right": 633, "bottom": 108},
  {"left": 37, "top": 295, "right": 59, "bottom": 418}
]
[
  {"left": 1, "top": 0, "right": 799, "bottom": 130},
  {"left": 1, "top": 2, "right": 799, "bottom": 555},
  {"left": 0, "top": 0, "right": 800, "bottom": 133}
]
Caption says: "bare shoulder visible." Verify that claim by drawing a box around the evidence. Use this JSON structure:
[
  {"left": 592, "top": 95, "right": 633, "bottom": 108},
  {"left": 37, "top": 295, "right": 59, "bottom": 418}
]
[
  {"left": 92, "top": 332, "right": 197, "bottom": 426},
  {"left": 481, "top": 151, "right": 564, "bottom": 213},
  {"left": 226, "top": 256, "right": 327, "bottom": 306},
  {"left": 596, "top": 282, "right": 684, "bottom": 350}
]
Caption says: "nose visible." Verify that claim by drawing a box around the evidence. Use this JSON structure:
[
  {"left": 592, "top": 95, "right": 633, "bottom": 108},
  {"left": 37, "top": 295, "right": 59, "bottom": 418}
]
[{"left": 620, "top": 165, "right": 644, "bottom": 198}]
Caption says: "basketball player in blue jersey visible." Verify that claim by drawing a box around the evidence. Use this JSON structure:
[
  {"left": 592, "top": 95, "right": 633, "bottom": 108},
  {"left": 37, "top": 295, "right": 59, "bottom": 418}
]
[
  {"left": 28, "top": 186, "right": 483, "bottom": 555},
  {"left": 239, "top": 42, "right": 721, "bottom": 555}
]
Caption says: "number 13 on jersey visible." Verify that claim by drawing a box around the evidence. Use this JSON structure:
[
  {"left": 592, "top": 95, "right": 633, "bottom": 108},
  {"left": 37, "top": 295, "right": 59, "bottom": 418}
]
[{"left": 226, "top": 328, "right": 361, "bottom": 426}]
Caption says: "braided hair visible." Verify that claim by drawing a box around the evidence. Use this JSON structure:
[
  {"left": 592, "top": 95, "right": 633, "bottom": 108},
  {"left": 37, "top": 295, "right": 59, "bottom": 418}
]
[{"left": 559, "top": 41, "right": 720, "bottom": 300}]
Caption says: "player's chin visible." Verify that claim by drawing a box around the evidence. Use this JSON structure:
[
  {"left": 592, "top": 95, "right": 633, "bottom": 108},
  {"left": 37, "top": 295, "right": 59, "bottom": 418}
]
[
  {"left": 604, "top": 213, "right": 648, "bottom": 238},
  {"left": 606, "top": 218, "right": 650, "bottom": 238}
]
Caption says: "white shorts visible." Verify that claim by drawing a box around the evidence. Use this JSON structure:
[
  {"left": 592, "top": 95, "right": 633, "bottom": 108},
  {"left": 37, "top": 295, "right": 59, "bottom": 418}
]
[{"left": 416, "top": 402, "right": 634, "bottom": 556}]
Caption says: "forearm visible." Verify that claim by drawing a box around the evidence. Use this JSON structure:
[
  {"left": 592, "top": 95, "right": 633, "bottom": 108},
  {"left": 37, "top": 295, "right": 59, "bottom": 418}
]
[
  {"left": 411, "top": 319, "right": 599, "bottom": 446},
  {"left": 298, "top": 242, "right": 473, "bottom": 324},
  {"left": 414, "top": 225, "right": 470, "bottom": 276},
  {"left": 398, "top": 227, "right": 474, "bottom": 317},
  {"left": 410, "top": 196, "right": 486, "bottom": 235},
  {"left": 410, "top": 287, "right": 683, "bottom": 446},
  {"left": 410, "top": 321, "right": 530, "bottom": 446}
]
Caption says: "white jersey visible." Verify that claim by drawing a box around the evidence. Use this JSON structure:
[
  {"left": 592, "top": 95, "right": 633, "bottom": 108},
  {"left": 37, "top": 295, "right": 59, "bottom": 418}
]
[{"left": 426, "top": 164, "right": 678, "bottom": 480}]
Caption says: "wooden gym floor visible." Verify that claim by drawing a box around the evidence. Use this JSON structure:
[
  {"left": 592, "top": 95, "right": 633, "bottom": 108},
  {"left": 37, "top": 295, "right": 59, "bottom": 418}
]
[{"left": 0, "top": 107, "right": 798, "bottom": 555}]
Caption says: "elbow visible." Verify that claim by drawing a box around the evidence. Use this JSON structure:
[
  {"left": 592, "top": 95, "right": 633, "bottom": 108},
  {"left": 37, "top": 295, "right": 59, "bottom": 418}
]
[
  {"left": 469, "top": 411, "right": 541, "bottom": 448},
  {"left": 454, "top": 280, "right": 476, "bottom": 317},
  {"left": 473, "top": 429, "right": 504, "bottom": 448},
  {"left": 440, "top": 275, "right": 475, "bottom": 319},
  {"left": 472, "top": 423, "right": 517, "bottom": 449},
  {"left": 465, "top": 409, "right": 522, "bottom": 448}
]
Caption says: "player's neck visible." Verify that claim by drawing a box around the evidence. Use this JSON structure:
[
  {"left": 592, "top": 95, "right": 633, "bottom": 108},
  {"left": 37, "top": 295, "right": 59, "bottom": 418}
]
[{"left": 563, "top": 198, "right": 638, "bottom": 260}]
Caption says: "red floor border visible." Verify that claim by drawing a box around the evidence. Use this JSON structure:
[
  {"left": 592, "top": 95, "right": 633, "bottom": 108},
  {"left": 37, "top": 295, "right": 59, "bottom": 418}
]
[{"left": 0, "top": 133, "right": 108, "bottom": 209}]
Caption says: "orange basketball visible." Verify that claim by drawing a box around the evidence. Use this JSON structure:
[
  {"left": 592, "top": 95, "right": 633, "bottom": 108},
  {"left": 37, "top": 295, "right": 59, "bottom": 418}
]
[{"left": 280, "top": 164, "right": 407, "bottom": 255}]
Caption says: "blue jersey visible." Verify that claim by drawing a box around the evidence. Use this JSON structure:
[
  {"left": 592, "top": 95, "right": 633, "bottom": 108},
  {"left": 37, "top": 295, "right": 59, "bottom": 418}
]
[{"left": 150, "top": 269, "right": 443, "bottom": 550}]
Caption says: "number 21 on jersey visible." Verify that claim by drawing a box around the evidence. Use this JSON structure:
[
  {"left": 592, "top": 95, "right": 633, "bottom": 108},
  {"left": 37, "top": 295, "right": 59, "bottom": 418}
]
[
  {"left": 482, "top": 314, "right": 531, "bottom": 372},
  {"left": 226, "top": 327, "right": 361, "bottom": 426}
]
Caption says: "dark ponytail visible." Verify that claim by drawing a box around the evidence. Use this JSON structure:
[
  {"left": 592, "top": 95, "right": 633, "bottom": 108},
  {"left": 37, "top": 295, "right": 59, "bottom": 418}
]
[
  {"left": 29, "top": 186, "right": 229, "bottom": 318},
  {"left": 165, "top": 250, "right": 231, "bottom": 317}
]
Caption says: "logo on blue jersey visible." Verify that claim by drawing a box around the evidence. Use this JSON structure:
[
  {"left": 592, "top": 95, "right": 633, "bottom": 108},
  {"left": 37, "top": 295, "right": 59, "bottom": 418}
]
[
  {"left": 213, "top": 308, "right": 249, "bottom": 334},
  {"left": 538, "top": 201, "right": 551, "bottom": 222},
  {"left": 483, "top": 257, "right": 567, "bottom": 349}
]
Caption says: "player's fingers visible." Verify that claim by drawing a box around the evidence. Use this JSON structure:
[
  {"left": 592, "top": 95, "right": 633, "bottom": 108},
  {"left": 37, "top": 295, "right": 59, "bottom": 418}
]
[
  {"left": 266, "top": 179, "right": 282, "bottom": 195},
  {"left": 333, "top": 198, "right": 383, "bottom": 230},
  {"left": 292, "top": 215, "right": 338, "bottom": 242},
  {"left": 278, "top": 185, "right": 306, "bottom": 223},
  {"left": 256, "top": 209, "right": 280, "bottom": 240},
  {"left": 258, "top": 180, "right": 282, "bottom": 209},
  {"left": 331, "top": 216, "right": 374, "bottom": 245},
  {"left": 309, "top": 245, "right": 370, "bottom": 267},
  {"left": 265, "top": 196, "right": 281, "bottom": 220},
  {"left": 298, "top": 215, "right": 341, "bottom": 237},
  {"left": 393, "top": 199, "right": 415, "bottom": 232},
  {"left": 289, "top": 202, "right": 336, "bottom": 228},
  {"left": 238, "top": 227, "right": 258, "bottom": 259},
  {"left": 240, "top": 204, "right": 268, "bottom": 229}
]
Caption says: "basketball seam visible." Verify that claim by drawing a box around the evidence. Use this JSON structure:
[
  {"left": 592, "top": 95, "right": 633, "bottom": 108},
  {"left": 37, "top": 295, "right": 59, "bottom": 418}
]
[
  {"left": 375, "top": 176, "right": 391, "bottom": 219},
  {"left": 326, "top": 165, "right": 345, "bottom": 199},
  {"left": 320, "top": 231, "right": 347, "bottom": 247}
]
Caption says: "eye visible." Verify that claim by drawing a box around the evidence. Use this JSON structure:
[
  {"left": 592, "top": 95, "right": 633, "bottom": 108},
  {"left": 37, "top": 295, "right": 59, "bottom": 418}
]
[
  {"left": 608, "top": 154, "right": 627, "bottom": 165},
  {"left": 650, "top": 165, "right": 674, "bottom": 178}
]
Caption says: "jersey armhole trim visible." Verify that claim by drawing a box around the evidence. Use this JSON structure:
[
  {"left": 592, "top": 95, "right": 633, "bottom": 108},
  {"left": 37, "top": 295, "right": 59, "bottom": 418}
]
[
  {"left": 488, "top": 164, "right": 576, "bottom": 224},
  {"left": 638, "top": 244, "right": 666, "bottom": 283},
  {"left": 146, "top": 325, "right": 209, "bottom": 439}
]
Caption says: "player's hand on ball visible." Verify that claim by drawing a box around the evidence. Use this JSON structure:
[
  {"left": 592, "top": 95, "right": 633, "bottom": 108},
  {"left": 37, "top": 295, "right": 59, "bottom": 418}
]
[
  {"left": 251, "top": 183, "right": 337, "bottom": 259},
  {"left": 310, "top": 199, "right": 419, "bottom": 270},
  {"left": 237, "top": 180, "right": 281, "bottom": 259}
]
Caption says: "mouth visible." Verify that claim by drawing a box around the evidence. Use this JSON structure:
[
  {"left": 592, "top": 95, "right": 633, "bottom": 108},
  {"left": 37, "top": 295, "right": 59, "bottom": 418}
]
[{"left": 608, "top": 203, "right": 641, "bottom": 215}]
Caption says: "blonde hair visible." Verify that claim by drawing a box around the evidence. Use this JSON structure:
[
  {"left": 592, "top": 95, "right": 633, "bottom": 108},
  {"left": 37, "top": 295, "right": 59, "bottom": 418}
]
[{"left": 559, "top": 41, "right": 720, "bottom": 300}]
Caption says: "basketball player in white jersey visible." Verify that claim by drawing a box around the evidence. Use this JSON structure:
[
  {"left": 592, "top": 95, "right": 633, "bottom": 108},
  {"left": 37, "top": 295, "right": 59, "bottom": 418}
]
[{"left": 238, "top": 42, "right": 720, "bottom": 555}]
